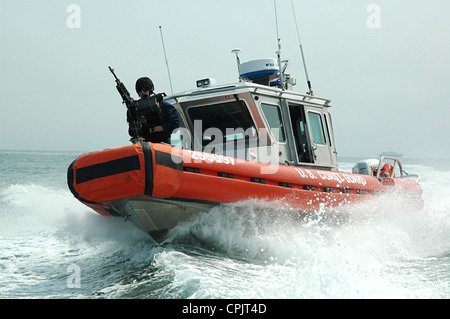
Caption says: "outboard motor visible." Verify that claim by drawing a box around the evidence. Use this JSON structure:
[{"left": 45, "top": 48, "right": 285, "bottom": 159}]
[{"left": 352, "top": 159, "right": 379, "bottom": 176}]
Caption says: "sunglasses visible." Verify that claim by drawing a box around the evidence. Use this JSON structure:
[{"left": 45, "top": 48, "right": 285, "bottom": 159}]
[{"left": 138, "top": 86, "right": 151, "bottom": 92}]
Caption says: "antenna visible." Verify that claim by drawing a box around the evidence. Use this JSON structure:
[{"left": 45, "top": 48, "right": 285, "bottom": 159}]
[
  {"left": 273, "top": 0, "right": 285, "bottom": 90},
  {"left": 291, "top": 0, "right": 313, "bottom": 95},
  {"left": 231, "top": 48, "right": 242, "bottom": 81},
  {"left": 159, "top": 26, "right": 174, "bottom": 95}
]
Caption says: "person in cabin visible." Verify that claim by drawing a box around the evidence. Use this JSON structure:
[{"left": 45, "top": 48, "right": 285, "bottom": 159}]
[{"left": 128, "top": 77, "right": 180, "bottom": 143}]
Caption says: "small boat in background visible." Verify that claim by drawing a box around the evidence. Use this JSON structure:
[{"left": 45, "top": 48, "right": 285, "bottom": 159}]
[{"left": 379, "top": 151, "right": 403, "bottom": 158}]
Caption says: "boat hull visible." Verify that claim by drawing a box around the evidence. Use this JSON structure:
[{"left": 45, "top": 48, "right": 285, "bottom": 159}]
[
  {"left": 67, "top": 142, "right": 423, "bottom": 239},
  {"left": 107, "top": 197, "right": 214, "bottom": 240}
]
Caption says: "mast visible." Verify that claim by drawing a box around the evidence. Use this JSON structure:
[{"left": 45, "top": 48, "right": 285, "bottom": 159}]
[{"left": 274, "top": 0, "right": 285, "bottom": 90}]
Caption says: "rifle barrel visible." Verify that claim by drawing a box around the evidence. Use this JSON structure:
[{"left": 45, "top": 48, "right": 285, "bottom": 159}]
[{"left": 108, "top": 66, "right": 119, "bottom": 81}]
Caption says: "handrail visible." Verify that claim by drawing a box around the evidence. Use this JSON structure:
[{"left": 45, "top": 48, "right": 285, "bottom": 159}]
[
  {"left": 375, "top": 156, "right": 420, "bottom": 181},
  {"left": 376, "top": 156, "right": 403, "bottom": 179},
  {"left": 167, "top": 82, "right": 332, "bottom": 106}
]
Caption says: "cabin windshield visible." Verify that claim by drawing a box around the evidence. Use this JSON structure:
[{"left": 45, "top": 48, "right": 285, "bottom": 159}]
[{"left": 187, "top": 100, "right": 258, "bottom": 152}]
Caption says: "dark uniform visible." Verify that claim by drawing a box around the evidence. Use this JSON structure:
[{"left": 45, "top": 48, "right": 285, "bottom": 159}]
[
  {"left": 128, "top": 77, "right": 180, "bottom": 144},
  {"left": 127, "top": 99, "right": 179, "bottom": 143}
]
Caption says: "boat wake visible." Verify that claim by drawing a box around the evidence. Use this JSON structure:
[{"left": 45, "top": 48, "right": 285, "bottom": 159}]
[
  {"left": 163, "top": 192, "right": 448, "bottom": 263},
  {"left": 1, "top": 175, "right": 449, "bottom": 298},
  {"left": 152, "top": 193, "right": 448, "bottom": 298}
]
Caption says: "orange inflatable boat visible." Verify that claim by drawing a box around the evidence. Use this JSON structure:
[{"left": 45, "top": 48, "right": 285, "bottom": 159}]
[
  {"left": 68, "top": 60, "right": 423, "bottom": 240},
  {"left": 68, "top": 142, "right": 422, "bottom": 239}
]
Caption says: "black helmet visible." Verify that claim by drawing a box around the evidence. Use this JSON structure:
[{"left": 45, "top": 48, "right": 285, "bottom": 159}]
[{"left": 135, "top": 77, "right": 154, "bottom": 94}]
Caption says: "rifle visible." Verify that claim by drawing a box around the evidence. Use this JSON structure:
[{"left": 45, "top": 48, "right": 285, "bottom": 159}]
[
  {"left": 109, "top": 66, "right": 168, "bottom": 144},
  {"left": 108, "top": 66, "right": 144, "bottom": 143}
]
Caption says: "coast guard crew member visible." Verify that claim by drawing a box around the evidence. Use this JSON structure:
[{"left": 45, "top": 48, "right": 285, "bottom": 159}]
[{"left": 128, "top": 77, "right": 179, "bottom": 143}]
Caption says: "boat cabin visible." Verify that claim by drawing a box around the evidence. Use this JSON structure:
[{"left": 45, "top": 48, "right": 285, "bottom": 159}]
[{"left": 166, "top": 59, "right": 339, "bottom": 172}]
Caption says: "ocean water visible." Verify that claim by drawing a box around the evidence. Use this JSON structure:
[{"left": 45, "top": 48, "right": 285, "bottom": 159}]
[{"left": 0, "top": 150, "right": 449, "bottom": 299}]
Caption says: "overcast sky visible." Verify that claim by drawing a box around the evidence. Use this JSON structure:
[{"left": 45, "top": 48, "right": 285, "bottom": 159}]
[{"left": 1, "top": 0, "right": 449, "bottom": 159}]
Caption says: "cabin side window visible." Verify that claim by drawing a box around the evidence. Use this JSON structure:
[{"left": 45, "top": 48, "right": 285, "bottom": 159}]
[
  {"left": 323, "top": 114, "right": 332, "bottom": 147},
  {"left": 308, "top": 112, "right": 326, "bottom": 145},
  {"left": 260, "top": 103, "right": 286, "bottom": 143}
]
